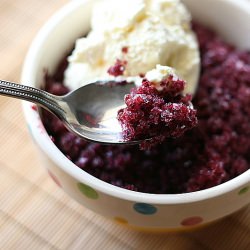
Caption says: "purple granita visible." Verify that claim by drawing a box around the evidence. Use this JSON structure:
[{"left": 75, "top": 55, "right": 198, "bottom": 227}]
[
  {"left": 41, "top": 22, "right": 250, "bottom": 194},
  {"left": 117, "top": 77, "right": 198, "bottom": 149}
]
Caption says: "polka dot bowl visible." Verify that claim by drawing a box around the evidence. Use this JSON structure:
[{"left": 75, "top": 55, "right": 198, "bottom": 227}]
[{"left": 21, "top": 0, "right": 250, "bottom": 231}]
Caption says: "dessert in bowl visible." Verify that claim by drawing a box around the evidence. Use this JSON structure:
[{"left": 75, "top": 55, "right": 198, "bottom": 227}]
[{"left": 22, "top": 0, "right": 250, "bottom": 231}]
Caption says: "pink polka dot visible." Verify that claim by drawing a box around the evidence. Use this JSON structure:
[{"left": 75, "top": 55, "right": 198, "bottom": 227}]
[
  {"left": 48, "top": 170, "right": 62, "bottom": 188},
  {"left": 31, "top": 104, "right": 38, "bottom": 111},
  {"left": 37, "top": 121, "right": 46, "bottom": 134},
  {"left": 181, "top": 216, "right": 203, "bottom": 226}
]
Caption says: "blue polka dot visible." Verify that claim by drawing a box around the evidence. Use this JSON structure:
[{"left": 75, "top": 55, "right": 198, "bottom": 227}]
[
  {"left": 27, "top": 124, "right": 32, "bottom": 134},
  {"left": 27, "top": 124, "right": 36, "bottom": 143},
  {"left": 133, "top": 203, "right": 157, "bottom": 215}
]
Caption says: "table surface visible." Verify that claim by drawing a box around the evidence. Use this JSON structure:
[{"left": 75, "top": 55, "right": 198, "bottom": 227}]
[{"left": 0, "top": 0, "right": 250, "bottom": 249}]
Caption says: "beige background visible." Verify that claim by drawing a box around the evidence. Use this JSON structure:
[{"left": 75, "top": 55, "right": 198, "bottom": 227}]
[{"left": 0, "top": 0, "right": 250, "bottom": 249}]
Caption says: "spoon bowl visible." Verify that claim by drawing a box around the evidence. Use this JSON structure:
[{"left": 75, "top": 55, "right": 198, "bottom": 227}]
[
  {"left": 60, "top": 81, "right": 137, "bottom": 144},
  {"left": 0, "top": 79, "right": 140, "bottom": 144}
]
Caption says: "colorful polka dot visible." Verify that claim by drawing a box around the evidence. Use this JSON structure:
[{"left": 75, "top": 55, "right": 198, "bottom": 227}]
[
  {"left": 37, "top": 121, "right": 46, "bottom": 134},
  {"left": 77, "top": 183, "right": 99, "bottom": 199},
  {"left": 31, "top": 104, "right": 38, "bottom": 111},
  {"left": 114, "top": 217, "right": 128, "bottom": 224},
  {"left": 27, "top": 124, "right": 35, "bottom": 139},
  {"left": 133, "top": 203, "right": 157, "bottom": 215},
  {"left": 181, "top": 216, "right": 203, "bottom": 226},
  {"left": 48, "top": 170, "right": 62, "bottom": 188},
  {"left": 238, "top": 186, "right": 250, "bottom": 195}
]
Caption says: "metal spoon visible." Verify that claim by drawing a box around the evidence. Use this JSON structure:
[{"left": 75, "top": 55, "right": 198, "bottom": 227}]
[{"left": 0, "top": 79, "right": 140, "bottom": 144}]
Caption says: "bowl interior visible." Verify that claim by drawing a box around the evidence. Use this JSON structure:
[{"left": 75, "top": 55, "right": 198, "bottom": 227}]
[
  {"left": 21, "top": 0, "right": 250, "bottom": 203},
  {"left": 184, "top": 0, "right": 250, "bottom": 50}
]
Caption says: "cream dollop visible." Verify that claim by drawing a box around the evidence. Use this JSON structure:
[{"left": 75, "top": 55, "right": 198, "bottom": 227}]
[{"left": 64, "top": 0, "right": 200, "bottom": 94}]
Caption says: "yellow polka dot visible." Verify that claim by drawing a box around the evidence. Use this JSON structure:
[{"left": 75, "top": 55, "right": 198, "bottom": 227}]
[{"left": 114, "top": 217, "right": 128, "bottom": 224}]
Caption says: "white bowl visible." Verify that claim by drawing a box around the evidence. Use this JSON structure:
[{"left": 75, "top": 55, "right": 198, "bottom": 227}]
[{"left": 21, "top": 0, "right": 250, "bottom": 231}]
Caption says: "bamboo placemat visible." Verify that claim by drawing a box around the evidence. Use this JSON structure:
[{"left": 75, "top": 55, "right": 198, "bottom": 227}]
[{"left": 0, "top": 0, "right": 250, "bottom": 249}]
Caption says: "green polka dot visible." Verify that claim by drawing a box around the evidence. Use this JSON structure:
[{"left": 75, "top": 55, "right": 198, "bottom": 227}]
[
  {"left": 238, "top": 186, "right": 250, "bottom": 195},
  {"left": 133, "top": 203, "right": 157, "bottom": 215},
  {"left": 77, "top": 183, "right": 99, "bottom": 199}
]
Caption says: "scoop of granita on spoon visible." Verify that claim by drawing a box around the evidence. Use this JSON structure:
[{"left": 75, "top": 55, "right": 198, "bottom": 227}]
[{"left": 116, "top": 65, "right": 198, "bottom": 149}]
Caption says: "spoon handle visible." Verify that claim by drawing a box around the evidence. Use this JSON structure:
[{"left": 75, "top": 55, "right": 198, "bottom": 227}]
[{"left": 0, "top": 79, "right": 64, "bottom": 115}]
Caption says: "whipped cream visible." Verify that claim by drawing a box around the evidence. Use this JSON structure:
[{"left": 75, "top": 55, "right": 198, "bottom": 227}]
[
  {"left": 144, "top": 64, "right": 179, "bottom": 91},
  {"left": 64, "top": 0, "right": 200, "bottom": 94}
]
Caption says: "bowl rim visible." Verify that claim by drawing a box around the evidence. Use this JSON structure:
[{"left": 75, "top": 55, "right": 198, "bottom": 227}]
[{"left": 22, "top": 0, "right": 250, "bottom": 205}]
